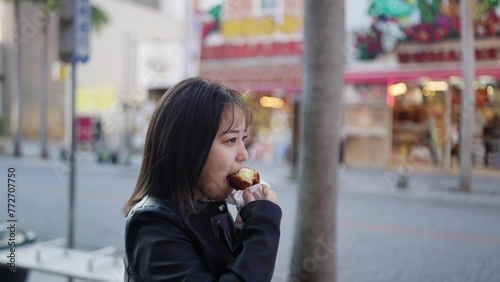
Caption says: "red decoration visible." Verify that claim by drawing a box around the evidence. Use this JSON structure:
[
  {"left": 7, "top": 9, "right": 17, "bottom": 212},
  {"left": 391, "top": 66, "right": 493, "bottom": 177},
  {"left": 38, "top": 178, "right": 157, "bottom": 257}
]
[
  {"left": 486, "top": 48, "right": 497, "bottom": 59},
  {"left": 201, "top": 41, "right": 303, "bottom": 59},
  {"left": 433, "top": 26, "right": 450, "bottom": 41},
  {"left": 448, "top": 50, "right": 460, "bottom": 61},
  {"left": 398, "top": 53, "right": 411, "bottom": 63},
  {"left": 396, "top": 47, "right": 500, "bottom": 64},
  {"left": 487, "top": 9, "right": 500, "bottom": 35},
  {"left": 449, "top": 16, "right": 461, "bottom": 33}
]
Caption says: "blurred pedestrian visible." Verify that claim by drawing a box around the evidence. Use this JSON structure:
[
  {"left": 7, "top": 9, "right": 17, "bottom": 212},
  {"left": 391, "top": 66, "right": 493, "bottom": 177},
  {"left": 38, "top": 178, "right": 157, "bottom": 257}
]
[
  {"left": 450, "top": 121, "right": 460, "bottom": 166},
  {"left": 339, "top": 125, "right": 346, "bottom": 167},
  {"left": 122, "top": 78, "right": 281, "bottom": 281},
  {"left": 483, "top": 115, "right": 500, "bottom": 167},
  {"left": 93, "top": 118, "right": 103, "bottom": 144}
]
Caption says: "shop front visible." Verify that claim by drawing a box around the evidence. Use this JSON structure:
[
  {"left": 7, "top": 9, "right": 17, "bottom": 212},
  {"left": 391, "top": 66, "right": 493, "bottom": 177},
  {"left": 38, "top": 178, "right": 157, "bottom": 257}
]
[
  {"left": 345, "top": 64, "right": 500, "bottom": 170},
  {"left": 199, "top": 63, "right": 298, "bottom": 164},
  {"left": 352, "top": 0, "right": 500, "bottom": 169},
  {"left": 342, "top": 83, "right": 392, "bottom": 168}
]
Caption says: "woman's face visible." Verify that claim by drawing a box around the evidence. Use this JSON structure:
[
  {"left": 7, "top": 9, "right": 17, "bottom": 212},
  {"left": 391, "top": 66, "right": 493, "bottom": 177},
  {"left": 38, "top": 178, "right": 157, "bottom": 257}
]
[{"left": 197, "top": 107, "right": 249, "bottom": 201}]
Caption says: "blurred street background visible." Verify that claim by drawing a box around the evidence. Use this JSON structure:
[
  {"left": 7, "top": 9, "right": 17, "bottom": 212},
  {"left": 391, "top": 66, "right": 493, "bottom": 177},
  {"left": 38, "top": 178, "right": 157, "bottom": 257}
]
[
  {"left": 0, "top": 0, "right": 500, "bottom": 281},
  {"left": 1, "top": 142, "right": 500, "bottom": 281}
]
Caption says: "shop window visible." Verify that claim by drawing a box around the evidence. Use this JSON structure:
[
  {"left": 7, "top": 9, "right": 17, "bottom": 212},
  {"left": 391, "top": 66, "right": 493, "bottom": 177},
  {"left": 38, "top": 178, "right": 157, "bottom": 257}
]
[{"left": 254, "top": 0, "right": 284, "bottom": 22}]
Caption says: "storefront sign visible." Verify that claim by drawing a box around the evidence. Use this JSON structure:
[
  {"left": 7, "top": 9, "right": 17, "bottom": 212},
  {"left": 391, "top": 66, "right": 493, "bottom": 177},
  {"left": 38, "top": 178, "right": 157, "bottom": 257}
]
[
  {"left": 397, "top": 47, "right": 499, "bottom": 63},
  {"left": 201, "top": 41, "right": 302, "bottom": 59},
  {"left": 221, "top": 15, "right": 302, "bottom": 37},
  {"left": 345, "top": 84, "right": 387, "bottom": 104},
  {"left": 136, "top": 40, "right": 186, "bottom": 89},
  {"left": 76, "top": 86, "right": 117, "bottom": 114}
]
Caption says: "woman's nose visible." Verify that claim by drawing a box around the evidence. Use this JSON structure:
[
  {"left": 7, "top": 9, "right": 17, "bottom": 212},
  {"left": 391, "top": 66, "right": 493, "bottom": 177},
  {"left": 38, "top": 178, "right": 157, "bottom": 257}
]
[{"left": 237, "top": 142, "right": 249, "bottom": 162}]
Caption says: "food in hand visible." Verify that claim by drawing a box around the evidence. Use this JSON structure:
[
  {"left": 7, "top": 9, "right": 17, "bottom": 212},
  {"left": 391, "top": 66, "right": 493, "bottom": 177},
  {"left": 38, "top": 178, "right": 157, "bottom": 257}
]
[{"left": 228, "top": 167, "right": 260, "bottom": 190}]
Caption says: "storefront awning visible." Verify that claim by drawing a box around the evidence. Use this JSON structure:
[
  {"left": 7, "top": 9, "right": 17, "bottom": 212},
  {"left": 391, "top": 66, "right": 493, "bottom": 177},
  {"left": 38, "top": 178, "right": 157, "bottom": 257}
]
[
  {"left": 344, "top": 66, "right": 500, "bottom": 83},
  {"left": 200, "top": 65, "right": 302, "bottom": 93},
  {"left": 200, "top": 64, "right": 500, "bottom": 92}
]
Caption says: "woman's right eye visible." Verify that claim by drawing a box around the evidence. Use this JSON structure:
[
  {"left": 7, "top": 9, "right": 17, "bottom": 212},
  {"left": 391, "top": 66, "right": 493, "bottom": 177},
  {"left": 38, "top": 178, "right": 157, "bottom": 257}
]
[{"left": 228, "top": 138, "right": 237, "bottom": 144}]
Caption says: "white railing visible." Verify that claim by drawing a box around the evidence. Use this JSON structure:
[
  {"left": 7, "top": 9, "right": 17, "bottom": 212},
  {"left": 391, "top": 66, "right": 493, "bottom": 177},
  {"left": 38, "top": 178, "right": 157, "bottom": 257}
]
[{"left": 0, "top": 238, "right": 123, "bottom": 282}]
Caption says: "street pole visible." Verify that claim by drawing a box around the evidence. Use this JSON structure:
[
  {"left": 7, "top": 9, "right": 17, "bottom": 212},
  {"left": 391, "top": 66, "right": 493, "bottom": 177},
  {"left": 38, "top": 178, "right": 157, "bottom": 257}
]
[
  {"left": 66, "top": 60, "right": 77, "bottom": 282},
  {"left": 459, "top": 0, "right": 475, "bottom": 192},
  {"left": 39, "top": 21, "right": 50, "bottom": 159},
  {"left": 122, "top": 33, "right": 133, "bottom": 166},
  {"left": 13, "top": 1, "right": 24, "bottom": 157},
  {"left": 444, "top": 88, "right": 451, "bottom": 171}
]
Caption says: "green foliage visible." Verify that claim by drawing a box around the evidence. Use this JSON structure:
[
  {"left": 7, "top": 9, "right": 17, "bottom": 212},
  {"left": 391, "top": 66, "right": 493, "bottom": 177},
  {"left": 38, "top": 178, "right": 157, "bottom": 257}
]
[
  {"left": 489, "top": 0, "right": 500, "bottom": 7},
  {"left": 91, "top": 5, "right": 109, "bottom": 33},
  {"left": 368, "top": 0, "right": 414, "bottom": 18},
  {"left": 4, "top": 0, "right": 110, "bottom": 31}
]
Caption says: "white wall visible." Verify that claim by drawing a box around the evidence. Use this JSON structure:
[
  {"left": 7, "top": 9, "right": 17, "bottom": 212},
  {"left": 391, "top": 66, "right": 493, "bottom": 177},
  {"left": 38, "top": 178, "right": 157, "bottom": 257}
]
[
  {"left": 159, "top": 0, "right": 185, "bottom": 19},
  {"left": 79, "top": 0, "right": 185, "bottom": 88},
  {"left": 346, "top": 0, "right": 372, "bottom": 33},
  {"left": 76, "top": 0, "right": 187, "bottom": 151}
]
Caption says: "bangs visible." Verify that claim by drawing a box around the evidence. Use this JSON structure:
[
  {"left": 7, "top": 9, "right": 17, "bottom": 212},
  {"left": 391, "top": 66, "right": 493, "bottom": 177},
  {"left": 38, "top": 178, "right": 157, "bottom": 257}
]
[{"left": 221, "top": 90, "right": 253, "bottom": 133}]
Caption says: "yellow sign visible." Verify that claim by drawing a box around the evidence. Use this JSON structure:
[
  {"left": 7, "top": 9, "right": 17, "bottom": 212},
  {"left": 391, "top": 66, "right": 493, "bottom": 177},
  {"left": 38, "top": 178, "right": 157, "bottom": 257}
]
[
  {"left": 76, "top": 86, "right": 117, "bottom": 113},
  {"left": 221, "top": 15, "right": 303, "bottom": 38}
]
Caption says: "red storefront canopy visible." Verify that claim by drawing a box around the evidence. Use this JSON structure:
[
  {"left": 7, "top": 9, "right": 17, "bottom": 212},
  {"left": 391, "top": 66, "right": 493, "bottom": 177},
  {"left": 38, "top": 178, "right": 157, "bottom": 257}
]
[
  {"left": 344, "top": 66, "right": 500, "bottom": 83},
  {"left": 200, "top": 65, "right": 500, "bottom": 92}
]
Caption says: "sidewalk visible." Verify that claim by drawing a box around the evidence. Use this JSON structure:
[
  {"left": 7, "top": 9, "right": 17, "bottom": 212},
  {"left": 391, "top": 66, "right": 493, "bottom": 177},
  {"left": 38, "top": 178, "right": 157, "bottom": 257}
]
[
  {"left": 2, "top": 140, "right": 500, "bottom": 282},
  {"left": 3, "top": 139, "right": 500, "bottom": 200},
  {"left": 248, "top": 160, "right": 500, "bottom": 204},
  {"left": 0, "top": 138, "right": 144, "bottom": 168}
]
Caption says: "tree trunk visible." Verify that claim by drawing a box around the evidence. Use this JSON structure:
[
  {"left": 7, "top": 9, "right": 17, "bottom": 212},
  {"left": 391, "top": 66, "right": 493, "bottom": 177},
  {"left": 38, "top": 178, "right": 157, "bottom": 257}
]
[
  {"left": 459, "top": 0, "right": 475, "bottom": 192},
  {"left": 289, "top": 0, "right": 345, "bottom": 281},
  {"left": 13, "top": 1, "right": 24, "bottom": 157},
  {"left": 39, "top": 16, "right": 50, "bottom": 159}
]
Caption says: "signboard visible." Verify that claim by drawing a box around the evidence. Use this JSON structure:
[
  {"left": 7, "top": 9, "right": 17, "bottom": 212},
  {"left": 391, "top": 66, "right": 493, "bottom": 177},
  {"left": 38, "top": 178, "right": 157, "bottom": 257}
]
[
  {"left": 136, "top": 40, "right": 185, "bottom": 89},
  {"left": 76, "top": 86, "right": 117, "bottom": 114},
  {"left": 221, "top": 15, "right": 303, "bottom": 37},
  {"left": 201, "top": 41, "right": 302, "bottom": 59},
  {"left": 75, "top": 0, "right": 91, "bottom": 63}
]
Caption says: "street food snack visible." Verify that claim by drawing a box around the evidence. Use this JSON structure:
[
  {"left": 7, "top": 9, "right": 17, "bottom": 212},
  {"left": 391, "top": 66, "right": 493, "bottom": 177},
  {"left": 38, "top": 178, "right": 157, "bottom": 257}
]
[{"left": 228, "top": 167, "right": 260, "bottom": 190}]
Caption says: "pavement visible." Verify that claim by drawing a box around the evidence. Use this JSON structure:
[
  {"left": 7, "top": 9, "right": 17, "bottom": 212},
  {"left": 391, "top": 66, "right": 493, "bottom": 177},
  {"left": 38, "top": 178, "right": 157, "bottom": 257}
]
[
  {"left": 3, "top": 139, "right": 500, "bottom": 197},
  {"left": 3, "top": 139, "right": 500, "bottom": 208},
  {"left": 1, "top": 139, "right": 500, "bottom": 282}
]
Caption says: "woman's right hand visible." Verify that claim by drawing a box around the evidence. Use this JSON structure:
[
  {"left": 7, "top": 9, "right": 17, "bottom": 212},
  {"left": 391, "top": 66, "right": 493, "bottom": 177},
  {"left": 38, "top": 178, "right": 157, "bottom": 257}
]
[{"left": 243, "top": 183, "right": 279, "bottom": 205}]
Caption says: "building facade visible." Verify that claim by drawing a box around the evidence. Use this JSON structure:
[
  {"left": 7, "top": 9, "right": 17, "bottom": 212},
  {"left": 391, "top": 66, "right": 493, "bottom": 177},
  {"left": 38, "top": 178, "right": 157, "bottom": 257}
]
[
  {"left": 0, "top": 0, "right": 192, "bottom": 157},
  {"left": 199, "top": 0, "right": 500, "bottom": 170},
  {"left": 1, "top": 1, "right": 64, "bottom": 141}
]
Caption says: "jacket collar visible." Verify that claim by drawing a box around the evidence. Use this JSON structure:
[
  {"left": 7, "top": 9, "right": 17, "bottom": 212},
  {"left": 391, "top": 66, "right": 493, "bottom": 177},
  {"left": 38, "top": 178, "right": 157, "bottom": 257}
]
[
  {"left": 130, "top": 195, "right": 229, "bottom": 219},
  {"left": 195, "top": 201, "right": 229, "bottom": 217}
]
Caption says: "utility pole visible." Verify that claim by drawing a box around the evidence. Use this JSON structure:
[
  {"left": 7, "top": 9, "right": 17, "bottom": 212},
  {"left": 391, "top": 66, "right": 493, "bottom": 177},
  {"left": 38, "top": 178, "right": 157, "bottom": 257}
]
[{"left": 459, "top": 0, "right": 475, "bottom": 192}]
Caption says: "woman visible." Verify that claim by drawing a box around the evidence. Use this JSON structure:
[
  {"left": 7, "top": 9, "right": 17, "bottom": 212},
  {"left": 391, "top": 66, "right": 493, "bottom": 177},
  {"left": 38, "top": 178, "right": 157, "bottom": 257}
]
[{"left": 123, "top": 78, "right": 281, "bottom": 281}]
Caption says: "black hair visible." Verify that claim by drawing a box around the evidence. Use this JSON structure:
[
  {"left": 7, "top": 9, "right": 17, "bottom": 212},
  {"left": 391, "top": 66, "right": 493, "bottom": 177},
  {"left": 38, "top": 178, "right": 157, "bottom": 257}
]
[{"left": 123, "top": 77, "right": 252, "bottom": 215}]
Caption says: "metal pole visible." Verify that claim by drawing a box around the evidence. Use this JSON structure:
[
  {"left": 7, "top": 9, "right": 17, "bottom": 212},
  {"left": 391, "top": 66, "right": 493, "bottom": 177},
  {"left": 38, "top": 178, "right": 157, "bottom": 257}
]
[
  {"left": 459, "top": 0, "right": 475, "bottom": 192},
  {"left": 13, "top": 2, "right": 24, "bottom": 157},
  {"left": 443, "top": 88, "right": 451, "bottom": 171},
  {"left": 66, "top": 60, "right": 77, "bottom": 282},
  {"left": 64, "top": 65, "right": 72, "bottom": 155},
  {"left": 39, "top": 21, "right": 50, "bottom": 159},
  {"left": 68, "top": 60, "right": 77, "bottom": 249},
  {"left": 121, "top": 33, "right": 131, "bottom": 166}
]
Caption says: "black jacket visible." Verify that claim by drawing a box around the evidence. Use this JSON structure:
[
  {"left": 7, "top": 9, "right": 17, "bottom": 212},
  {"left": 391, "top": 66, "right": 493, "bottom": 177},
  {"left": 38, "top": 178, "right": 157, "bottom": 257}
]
[{"left": 124, "top": 195, "right": 282, "bottom": 282}]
